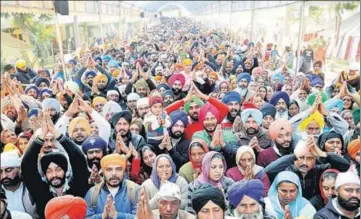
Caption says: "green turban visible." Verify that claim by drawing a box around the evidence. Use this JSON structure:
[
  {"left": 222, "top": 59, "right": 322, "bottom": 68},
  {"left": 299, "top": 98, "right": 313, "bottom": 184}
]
[
  {"left": 307, "top": 91, "right": 328, "bottom": 106},
  {"left": 134, "top": 79, "right": 148, "bottom": 91},
  {"left": 184, "top": 96, "right": 204, "bottom": 113},
  {"left": 352, "top": 107, "right": 360, "bottom": 125}
]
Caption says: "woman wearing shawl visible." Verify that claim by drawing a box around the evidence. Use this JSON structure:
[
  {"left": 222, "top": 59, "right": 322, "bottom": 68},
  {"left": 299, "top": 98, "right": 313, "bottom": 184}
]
[
  {"left": 133, "top": 144, "right": 157, "bottom": 185},
  {"left": 141, "top": 154, "right": 188, "bottom": 210},
  {"left": 179, "top": 139, "right": 209, "bottom": 183},
  {"left": 218, "top": 81, "right": 230, "bottom": 94},
  {"left": 317, "top": 131, "right": 344, "bottom": 155},
  {"left": 310, "top": 169, "right": 339, "bottom": 211},
  {"left": 225, "top": 146, "right": 270, "bottom": 196},
  {"left": 185, "top": 151, "right": 234, "bottom": 215},
  {"left": 264, "top": 171, "right": 316, "bottom": 219}
]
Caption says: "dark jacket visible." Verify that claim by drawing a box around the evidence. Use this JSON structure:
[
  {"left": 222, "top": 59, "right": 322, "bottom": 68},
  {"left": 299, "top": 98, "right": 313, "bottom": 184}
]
[
  {"left": 109, "top": 131, "right": 146, "bottom": 153},
  {"left": 265, "top": 153, "right": 350, "bottom": 200},
  {"left": 314, "top": 198, "right": 360, "bottom": 219},
  {"left": 15, "top": 67, "right": 37, "bottom": 84},
  {"left": 21, "top": 134, "right": 89, "bottom": 218},
  {"left": 167, "top": 137, "right": 190, "bottom": 171}
]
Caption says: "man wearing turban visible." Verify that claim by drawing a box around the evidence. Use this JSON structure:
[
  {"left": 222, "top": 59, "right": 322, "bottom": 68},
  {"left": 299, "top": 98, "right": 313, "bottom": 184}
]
[
  {"left": 84, "top": 154, "right": 140, "bottom": 218},
  {"left": 21, "top": 113, "right": 89, "bottom": 218},
  {"left": 269, "top": 91, "right": 290, "bottom": 120},
  {"left": 237, "top": 108, "right": 273, "bottom": 151},
  {"left": 165, "top": 85, "right": 229, "bottom": 141},
  {"left": 227, "top": 179, "right": 267, "bottom": 218},
  {"left": 126, "top": 69, "right": 157, "bottom": 98},
  {"left": 167, "top": 111, "right": 190, "bottom": 171},
  {"left": 110, "top": 111, "right": 146, "bottom": 153},
  {"left": 15, "top": 59, "right": 37, "bottom": 84},
  {"left": 221, "top": 91, "right": 241, "bottom": 130},
  {"left": 168, "top": 73, "right": 187, "bottom": 101},
  {"left": 257, "top": 119, "right": 294, "bottom": 167},
  {"left": 347, "top": 139, "right": 360, "bottom": 176},
  {"left": 260, "top": 103, "right": 276, "bottom": 130},
  {"left": 92, "top": 96, "right": 107, "bottom": 113},
  {"left": 41, "top": 98, "right": 61, "bottom": 124},
  {"left": 235, "top": 72, "right": 255, "bottom": 102},
  {"left": 45, "top": 195, "right": 87, "bottom": 219}
]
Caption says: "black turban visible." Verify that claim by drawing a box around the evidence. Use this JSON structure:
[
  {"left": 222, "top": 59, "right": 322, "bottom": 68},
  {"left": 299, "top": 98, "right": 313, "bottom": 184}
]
[
  {"left": 40, "top": 152, "right": 68, "bottom": 174},
  {"left": 191, "top": 183, "right": 226, "bottom": 214},
  {"left": 260, "top": 103, "right": 276, "bottom": 118},
  {"left": 111, "top": 111, "right": 132, "bottom": 127}
]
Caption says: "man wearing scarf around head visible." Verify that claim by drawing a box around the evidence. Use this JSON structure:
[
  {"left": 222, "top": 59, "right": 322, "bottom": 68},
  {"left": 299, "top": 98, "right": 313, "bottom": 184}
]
[
  {"left": 192, "top": 103, "right": 238, "bottom": 168},
  {"left": 269, "top": 91, "right": 290, "bottom": 120},
  {"left": 235, "top": 72, "right": 255, "bottom": 103},
  {"left": 21, "top": 110, "right": 89, "bottom": 218},
  {"left": 347, "top": 139, "right": 360, "bottom": 176},
  {"left": 265, "top": 132, "right": 350, "bottom": 201},
  {"left": 125, "top": 62, "right": 157, "bottom": 97},
  {"left": 84, "top": 154, "right": 139, "bottom": 218},
  {"left": 166, "top": 83, "right": 229, "bottom": 141}
]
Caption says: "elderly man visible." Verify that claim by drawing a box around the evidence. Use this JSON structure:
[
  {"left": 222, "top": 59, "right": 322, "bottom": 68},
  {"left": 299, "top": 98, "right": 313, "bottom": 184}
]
[
  {"left": 136, "top": 98, "right": 149, "bottom": 121},
  {"left": 227, "top": 179, "right": 273, "bottom": 218},
  {"left": 236, "top": 108, "right": 272, "bottom": 151},
  {"left": 136, "top": 182, "right": 195, "bottom": 219},
  {"left": 235, "top": 72, "right": 255, "bottom": 102},
  {"left": 85, "top": 154, "right": 139, "bottom": 218},
  {"left": 1, "top": 151, "right": 38, "bottom": 218},
  {"left": 21, "top": 111, "right": 89, "bottom": 218},
  {"left": 221, "top": 91, "right": 241, "bottom": 130},
  {"left": 265, "top": 137, "right": 350, "bottom": 200},
  {"left": 257, "top": 119, "right": 294, "bottom": 167},
  {"left": 269, "top": 91, "right": 290, "bottom": 120},
  {"left": 260, "top": 103, "right": 276, "bottom": 130},
  {"left": 314, "top": 172, "right": 360, "bottom": 219},
  {"left": 127, "top": 93, "right": 141, "bottom": 116},
  {"left": 110, "top": 111, "right": 146, "bottom": 153}
]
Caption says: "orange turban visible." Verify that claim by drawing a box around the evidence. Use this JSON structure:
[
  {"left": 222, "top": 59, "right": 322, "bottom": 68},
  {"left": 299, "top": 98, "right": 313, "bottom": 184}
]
[
  {"left": 93, "top": 74, "right": 108, "bottom": 84},
  {"left": 92, "top": 96, "right": 107, "bottom": 107},
  {"left": 348, "top": 139, "right": 360, "bottom": 159},
  {"left": 45, "top": 195, "right": 87, "bottom": 219},
  {"left": 269, "top": 119, "right": 292, "bottom": 141},
  {"left": 100, "top": 154, "right": 126, "bottom": 171},
  {"left": 68, "top": 117, "right": 91, "bottom": 136},
  {"left": 154, "top": 76, "right": 163, "bottom": 82},
  {"left": 112, "top": 69, "right": 121, "bottom": 78},
  {"left": 208, "top": 72, "right": 219, "bottom": 81}
]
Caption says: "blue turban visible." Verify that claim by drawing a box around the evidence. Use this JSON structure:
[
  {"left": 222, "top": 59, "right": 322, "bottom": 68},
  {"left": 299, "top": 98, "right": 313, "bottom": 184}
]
[
  {"left": 81, "top": 136, "right": 107, "bottom": 155},
  {"left": 28, "top": 108, "right": 39, "bottom": 118},
  {"left": 271, "top": 73, "right": 284, "bottom": 84},
  {"left": 241, "top": 109, "right": 263, "bottom": 125},
  {"left": 95, "top": 57, "right": 102, "bottom": 65},
  {"left": 163, "top": 90, "right": 174, "bottom": 98},
  {"left": 24, "top": 84, "right": 39, "bottom": 97},
  {"left": 40, "top": 88, "right": 52, "bottom": 97},
  {"left": 35, "top": 77, "right": 50, "bottom": 87},
  {"left": 310, "top": 76, "right": 325, "bottom": 87},
  {"left": 102, "top": 55, "right": 112, "bottom": 62},
  {"left": 270, "top": 91, "right": 290, "bottom": 106},
  {"left": 222, "top": 91, "right": 241, "bottom": 104},
  {"left": 228, "top": 179, "right": 264, "bottom": 208},
  {"left": 111, "top": 111, "right": 132, "bottom": 127},
  {"left": 237, "top": 73, "right": 251, "bottom": 83},
  {"left": 41, "top": 98, "right": 61, "bottom": 113},
  {"left": 107, "top": 60, "right": 119, "bottom": 68},
  {"left": 68, "top": 59, "right": 77, "bottom": 65},
  {"left": 157, "top": 83, "right": 171, "bottom": 91},
  {"left": 324, "top": 99, "right": 344, "bottom": 112},
  {"left": 260, "top": 103, "right": 276, "bottom": 118},
  {"left": 169, "top": 111, "right": 188, "bottom": 128},
  {"left": 84, "top": 70, "right": 97, "bottom": 79}
]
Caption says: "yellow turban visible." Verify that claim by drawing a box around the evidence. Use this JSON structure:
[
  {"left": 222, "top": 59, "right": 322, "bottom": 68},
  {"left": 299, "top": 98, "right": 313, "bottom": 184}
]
[
  {"left": 100, "top": 154, "right": 126, "bottom": 171},
  {"left": 92, "top": 97, "right": 107, "bottom": 107},
  {"left": 4, "top": 143, "right": 18, "bottom": 153},
  {"left": 182, "top": 59, "right": 192, "bottom": 66},
  {"left": 298, "top": 111, "right": 325, "bottom": 131},
  {"left": 93, "top": 74, "right": 108, "bottom": 84},
  {"left": 112, "top": 69, "right": 121, "bottom": 78},
  {"left": 68, "top": 117, "right": 91, "bottom": 136},
  {"left": 15, "top": 59, "right": 26, "bottom": 69}
]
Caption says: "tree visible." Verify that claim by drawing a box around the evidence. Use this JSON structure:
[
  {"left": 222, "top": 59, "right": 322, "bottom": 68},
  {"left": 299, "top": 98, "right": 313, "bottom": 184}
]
[
  {"left": 308, "top": 5, "right": 324, "bottom": 25},
  {"left": 11, "top": 13, "right": 55, "bottom": 68},
  {"left": 332, "top": 2, "right": 359, "bottom": 47}
]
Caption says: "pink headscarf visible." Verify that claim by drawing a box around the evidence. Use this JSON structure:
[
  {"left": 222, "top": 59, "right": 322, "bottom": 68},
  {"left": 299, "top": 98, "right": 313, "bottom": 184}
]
[{"left": 197, "top": 151, "right": 227, "bottom": 187}]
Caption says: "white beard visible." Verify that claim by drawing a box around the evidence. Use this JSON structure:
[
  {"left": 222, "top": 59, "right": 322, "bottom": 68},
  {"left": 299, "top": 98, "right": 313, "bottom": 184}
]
[
  {"left": 275, "top": 110, "right": 289, "bottom": 120},
  {"left": 234, "top": 209, "right": 264, "bottom": 219},
  {"left": 236, "top": 87, "right": 248, "bottom": 97}
]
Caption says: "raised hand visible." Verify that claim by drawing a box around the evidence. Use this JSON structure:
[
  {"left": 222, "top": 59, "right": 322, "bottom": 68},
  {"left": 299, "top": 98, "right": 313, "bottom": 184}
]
[
  {"left": 78, "top": 95, "right": 93, "bottom": 114},
  {"left": 38, "top": 110, "right": 48, "bottom": 140},
  {"left": 89, "top": 164, "right": 102, "bottom": 184},
  {"left": 244, "top": 164, "right": 254, "bottom": 180},
  {"left": 116, "top": 132, "right": 129, "bottom": 154},
  {"left": 283, "top": 205, "right": 293, "bottom": 219},
  {"left": 210, "top": 125, "right": 221, "bottom": 149},
  {"left": 65, "top": 97, "right": 80, "bottom": 117},
  {"left": 232, "top": 116, "right": 242, "bottom": 133}
]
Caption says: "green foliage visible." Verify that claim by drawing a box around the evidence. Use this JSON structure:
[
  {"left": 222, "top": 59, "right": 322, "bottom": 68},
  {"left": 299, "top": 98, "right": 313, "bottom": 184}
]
[
  {"left": 10, "top": 13, "right": 55, "bottom": 68},
  {"left": 336, "top": 1, "right": 359, "bottom": 14},
  {"left": 308, "top": 5, "right": 324, "bottom": 24}
]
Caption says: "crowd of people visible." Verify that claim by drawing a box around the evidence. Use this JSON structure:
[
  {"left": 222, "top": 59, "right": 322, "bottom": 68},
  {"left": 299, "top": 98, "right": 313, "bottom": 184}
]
[{"left": 0, "top": 16, "right": 360, "bottom": 219}]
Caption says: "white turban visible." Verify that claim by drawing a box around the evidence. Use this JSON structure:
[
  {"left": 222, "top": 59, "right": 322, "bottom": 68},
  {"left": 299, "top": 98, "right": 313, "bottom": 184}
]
[
  {"left": 102, "top": 101, "right": 122, "bottom": 118},
  {"left": 1, "top": 151, "right": 20, "bottom": 168},
  {"left": 127, "top": 93, "right": 140, "bottom": 101},
  {"left": 335, "top": 172, "right": 360, "bottom": 189},
  {"left": 156, "top": 182, "right": 181, "bottom": 202},
  {"left": 137, "top": 98, "right": 149, "bottom": 109}
]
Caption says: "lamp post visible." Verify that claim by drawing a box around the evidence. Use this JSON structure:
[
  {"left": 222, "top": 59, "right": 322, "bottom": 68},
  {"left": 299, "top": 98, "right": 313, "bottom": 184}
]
[
  {"left": 53, "top": 2, "right": 67, "bottom": 80},
  {"left": 295, "top": 1, "right": 305, "bottom": 73}
]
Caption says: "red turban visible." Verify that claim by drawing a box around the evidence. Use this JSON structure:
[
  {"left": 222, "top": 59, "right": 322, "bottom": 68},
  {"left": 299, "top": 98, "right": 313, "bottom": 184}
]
[
  {"left": 268, "top": 119, "right": 292, "bottom": 141},
  {"left": 168, "top": 73, "right": 185, "bottom": 88},
  {"left": 45, "top": 195, "right": 87, "bottom": 219},
  {"left": 241, "top": 101, "right": 256, "bottom": 111},
  {"left": 348, "top": 139, "right": 360, "bottom": 159},
  {"left": 199, "top": 103, "right": 220, "bottom": 124}
]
